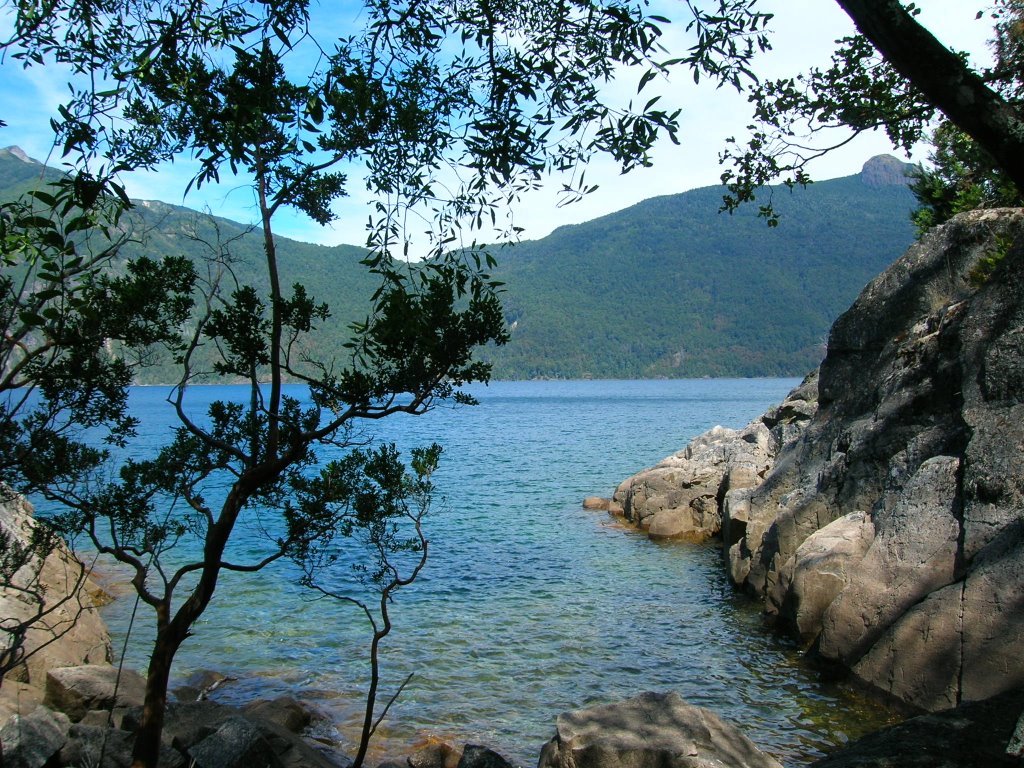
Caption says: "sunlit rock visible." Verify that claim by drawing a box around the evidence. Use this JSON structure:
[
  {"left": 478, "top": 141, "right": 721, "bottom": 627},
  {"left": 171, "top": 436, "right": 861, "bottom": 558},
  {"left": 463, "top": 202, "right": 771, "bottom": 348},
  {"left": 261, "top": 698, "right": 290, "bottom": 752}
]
[{"left": 538, "top": 691, "right": 783, "bottom": 768}]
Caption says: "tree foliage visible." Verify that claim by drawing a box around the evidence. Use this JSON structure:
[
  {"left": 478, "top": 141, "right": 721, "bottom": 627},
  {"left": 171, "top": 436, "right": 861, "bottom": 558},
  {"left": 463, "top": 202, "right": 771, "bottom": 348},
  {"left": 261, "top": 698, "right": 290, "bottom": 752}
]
[
  {"left": 909, "top": 3, "right": 1024, "bottom": 233},
  {"left": 719, "top": 0, "right": 1024, "bottom": 225},
  {"left": 0, "top": 1, "right": 768, "bottom": 765},
  {"left": 909, "top": 120, "right": 1022, "bottom": 235}
]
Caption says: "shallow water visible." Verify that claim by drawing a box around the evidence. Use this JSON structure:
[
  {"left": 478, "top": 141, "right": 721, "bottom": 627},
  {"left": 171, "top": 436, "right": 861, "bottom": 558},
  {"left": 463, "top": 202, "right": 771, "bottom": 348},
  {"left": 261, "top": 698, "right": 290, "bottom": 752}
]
[{"left": 93, "top": 379, "right": 899, "bottom": 767}]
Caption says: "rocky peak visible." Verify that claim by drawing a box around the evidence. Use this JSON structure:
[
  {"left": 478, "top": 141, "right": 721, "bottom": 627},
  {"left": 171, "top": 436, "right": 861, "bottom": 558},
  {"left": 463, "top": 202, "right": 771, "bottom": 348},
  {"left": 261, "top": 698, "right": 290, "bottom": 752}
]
[
  {"left": 859, "top": 154, "right": 914, "bottom": 188},
  {"left": 1, "top": 145, "right": 38, "bottom": 164}
]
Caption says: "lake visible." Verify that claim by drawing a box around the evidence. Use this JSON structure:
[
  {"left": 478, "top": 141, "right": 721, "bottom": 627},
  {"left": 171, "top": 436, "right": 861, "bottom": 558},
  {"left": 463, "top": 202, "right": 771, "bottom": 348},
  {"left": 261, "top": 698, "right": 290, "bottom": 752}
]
[{"left": 94, "top": 378, "right": 898, "bottom": 767}]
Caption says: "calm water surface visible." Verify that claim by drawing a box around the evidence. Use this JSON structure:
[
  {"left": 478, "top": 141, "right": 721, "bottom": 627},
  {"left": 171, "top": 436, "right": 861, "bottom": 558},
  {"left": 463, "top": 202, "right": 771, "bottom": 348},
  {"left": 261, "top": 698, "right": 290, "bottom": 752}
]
[{"left": 95, "top": 379, "right": 898, "bottom": 767}]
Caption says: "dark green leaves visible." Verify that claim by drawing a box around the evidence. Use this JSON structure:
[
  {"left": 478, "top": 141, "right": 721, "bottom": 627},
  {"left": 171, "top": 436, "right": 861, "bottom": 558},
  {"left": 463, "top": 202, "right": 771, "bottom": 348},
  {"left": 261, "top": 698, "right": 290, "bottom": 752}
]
[{"left": 205, "top": 286, "right": 272, "bottom": 376}]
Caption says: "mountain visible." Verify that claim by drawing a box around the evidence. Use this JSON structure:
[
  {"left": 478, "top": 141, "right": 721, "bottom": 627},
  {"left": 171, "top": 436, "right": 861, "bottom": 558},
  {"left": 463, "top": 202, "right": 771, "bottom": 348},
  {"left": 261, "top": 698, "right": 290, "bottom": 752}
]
[
  {"left": 0, "top": 146, "right": 380, "bottom": 384},
  {"left": 481, "top": 155, "right": 919, "bottom": 378},
  {"left": 0, "top": 147, "right": 918, "bottom": 380}
]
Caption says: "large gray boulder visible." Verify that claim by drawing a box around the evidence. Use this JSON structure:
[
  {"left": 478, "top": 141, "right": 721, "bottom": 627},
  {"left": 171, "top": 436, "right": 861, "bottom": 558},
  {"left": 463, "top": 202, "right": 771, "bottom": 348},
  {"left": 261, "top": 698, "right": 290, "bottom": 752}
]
[
  {"left": 722, "top": 208, "right": 1024, "bottom": 710},
  {"left": 537, "top": 691, "right": 783, "bottom": 768},
  {"left": 0, "top": 706, "right": 71, "bottom": 768},
  {"left": 44, "top": 664, "right": 147, "bottom": 722},
  {"left": 188, "top": 715, "right": 284, "bottom": 768}
]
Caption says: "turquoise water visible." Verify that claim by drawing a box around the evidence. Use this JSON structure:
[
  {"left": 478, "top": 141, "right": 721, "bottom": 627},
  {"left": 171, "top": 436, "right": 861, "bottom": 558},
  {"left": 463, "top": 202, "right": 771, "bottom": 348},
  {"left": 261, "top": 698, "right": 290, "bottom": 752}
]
[{"left": 94, "top": 379, "right": 897, "bottom": 767}]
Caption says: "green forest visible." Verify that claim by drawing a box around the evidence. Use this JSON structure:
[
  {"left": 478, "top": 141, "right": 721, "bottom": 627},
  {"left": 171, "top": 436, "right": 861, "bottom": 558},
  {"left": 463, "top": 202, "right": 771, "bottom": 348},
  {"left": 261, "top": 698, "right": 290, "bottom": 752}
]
[{"left": 0, "top": 148, "right": 916, "bottom": 381}]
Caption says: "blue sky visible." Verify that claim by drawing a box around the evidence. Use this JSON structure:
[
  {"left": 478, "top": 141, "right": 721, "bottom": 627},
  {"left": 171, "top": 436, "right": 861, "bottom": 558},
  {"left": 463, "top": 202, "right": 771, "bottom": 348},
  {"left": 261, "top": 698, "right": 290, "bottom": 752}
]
[{"left": 0, "top": 0, "right": 991, "bottom": 251}]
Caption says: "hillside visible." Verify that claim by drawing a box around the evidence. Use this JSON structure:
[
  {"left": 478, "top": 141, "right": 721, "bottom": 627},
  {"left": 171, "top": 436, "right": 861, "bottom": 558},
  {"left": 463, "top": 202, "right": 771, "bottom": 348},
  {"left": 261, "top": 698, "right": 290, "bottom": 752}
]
[
  {"left": 1, "top": 147, "right": 917, "bottom": 380},
  {"left": 483, "top": 155, "right": 918, "bottom": 378},
  {"left": 0, "top": 147, "right": 379, "bottom": 384}
]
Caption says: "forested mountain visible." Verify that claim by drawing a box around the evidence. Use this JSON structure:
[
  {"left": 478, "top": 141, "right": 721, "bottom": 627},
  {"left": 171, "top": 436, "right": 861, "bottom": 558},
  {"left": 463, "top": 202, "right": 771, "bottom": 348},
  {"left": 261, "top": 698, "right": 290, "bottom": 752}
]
[
  {"left": 1, "top": 147, "right": 916, "bottom": 380},
  {"left": 481, "top": 155, "right": 918, "bottom": 378},
  {"left": 0, "top": 146, "right": 379, "bottom": 384}
]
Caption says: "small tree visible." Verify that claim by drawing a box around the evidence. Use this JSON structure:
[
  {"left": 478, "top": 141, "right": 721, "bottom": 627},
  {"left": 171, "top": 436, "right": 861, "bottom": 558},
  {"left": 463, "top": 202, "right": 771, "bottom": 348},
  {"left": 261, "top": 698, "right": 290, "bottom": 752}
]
[
  {"left": 909, "top": 119, "right": 1022, "bottom": 235},
  {"left": 300, "top": 442, "right": 440, "bottom": 768},
  {"left": 1, "top": 2, "right": 772, "bottom": 766}
]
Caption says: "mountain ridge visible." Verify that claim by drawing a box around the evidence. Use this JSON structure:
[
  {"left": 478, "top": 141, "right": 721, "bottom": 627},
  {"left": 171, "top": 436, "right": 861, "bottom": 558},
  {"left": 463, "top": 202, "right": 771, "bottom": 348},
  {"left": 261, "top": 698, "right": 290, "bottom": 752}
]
[
  {"left": 481, "top": 155, "right": 918, "bottom": 378},
  {"left": 0, "top": 147, "right": 919, "bottom": 380}
]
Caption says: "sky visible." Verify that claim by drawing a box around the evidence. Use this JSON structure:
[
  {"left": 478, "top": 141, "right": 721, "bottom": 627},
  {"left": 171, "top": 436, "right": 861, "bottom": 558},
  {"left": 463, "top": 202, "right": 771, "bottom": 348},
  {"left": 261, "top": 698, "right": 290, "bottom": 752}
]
[{"left": 0, "top": 0, "right": 993, "bottom": 251}]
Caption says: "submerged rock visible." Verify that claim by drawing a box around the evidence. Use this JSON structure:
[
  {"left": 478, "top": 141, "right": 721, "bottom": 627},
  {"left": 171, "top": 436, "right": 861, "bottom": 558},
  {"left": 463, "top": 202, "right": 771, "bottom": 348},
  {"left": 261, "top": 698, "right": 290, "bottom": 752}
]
[{"left": 537, "top": 691, "right": 783, "bottom": 768}]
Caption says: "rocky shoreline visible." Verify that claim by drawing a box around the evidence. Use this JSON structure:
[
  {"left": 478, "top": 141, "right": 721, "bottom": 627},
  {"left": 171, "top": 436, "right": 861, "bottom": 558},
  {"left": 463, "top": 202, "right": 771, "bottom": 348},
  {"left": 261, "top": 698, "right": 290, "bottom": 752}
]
[{"left": 595, "top": 209, "right": 1024, "bottom": 764}]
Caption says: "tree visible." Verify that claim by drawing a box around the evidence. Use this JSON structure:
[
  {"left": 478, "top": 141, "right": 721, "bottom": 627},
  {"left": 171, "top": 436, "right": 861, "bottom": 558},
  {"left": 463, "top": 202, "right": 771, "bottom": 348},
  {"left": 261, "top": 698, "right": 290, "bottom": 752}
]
[
  {"left": 720, "top": 0, "right": 1024, "bottom": 223},
  {"left": 909, "top": 119, "right": 1022, "bottom": 235},
  {"left": 300, "top": 442, "right": 439, "bottom": 768},
  {"left": 1, "top": 2, "right": 774, "bottom": 767},
  {"left": 908, "top": 3, "right": 1024, "bottom": 233},
  {"left": 0, "top": 168, "right": 197, "bottom": 686}
]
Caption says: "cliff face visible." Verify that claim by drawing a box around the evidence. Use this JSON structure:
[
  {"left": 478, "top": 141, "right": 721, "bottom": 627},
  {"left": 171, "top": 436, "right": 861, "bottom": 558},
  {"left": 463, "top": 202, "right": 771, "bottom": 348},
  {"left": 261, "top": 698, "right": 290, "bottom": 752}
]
[
  {"left": 612, "top": 208, "right": 1024, "bottom": 713},
  {"left": 727, "top": 208, "right": 1024, "bottom": 711}
]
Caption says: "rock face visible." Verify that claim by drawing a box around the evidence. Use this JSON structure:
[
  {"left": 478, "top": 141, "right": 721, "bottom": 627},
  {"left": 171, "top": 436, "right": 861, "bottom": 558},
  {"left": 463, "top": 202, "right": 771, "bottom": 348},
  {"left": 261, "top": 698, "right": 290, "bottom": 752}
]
[
  {"left": 728, "top": 208, "right": 1024, "bottom": 711},
  {"left": 858, "top": 154, "right": 913, "bottom": 188},
  {"left": 611, "top": 375, "right": 817, "bottom": 542},
  {"left": 537, "top": 691, "right": 783, "bottom": 768},
  {"left": 1, "top": 491, "right": 112, "bottom": 692},
  {"left": 607, "top": 208, "right": 1024, "bottom": 714}
]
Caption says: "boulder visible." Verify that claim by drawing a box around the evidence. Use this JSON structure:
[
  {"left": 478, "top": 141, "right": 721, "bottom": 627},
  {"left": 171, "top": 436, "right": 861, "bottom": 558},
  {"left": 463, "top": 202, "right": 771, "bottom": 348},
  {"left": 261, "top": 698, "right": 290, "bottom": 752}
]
[
  {"left": 243, "top": 696, "right": 317, "bottom": 734},
  {"left": 408, "top": 736, "right": 462, "bottom": 768},
  {"left": 242, "top": 703, "right": 342, "bottom": 768},
  {"left": 173, "top": 669, "right": 232, "bottom": 702},
  {"left": 44, "top": 664, "right": 146, "bottom": 722},
  {"left": 119, "top": 698, "right": 344, "bottom": 768},
  {"left": 188, "top": 715, "right": 284, "bottom": 768},
  {"left": 537, "top": 691, "right": 783, "bottom": 768},
  {"left": 457, "top": 744, "right": 515, "bottom": 768},
  {"left": 609, "top": 392, "right": 812, "bottom": 543},
  {"left": 0, "top": 706, "right": 71, "bottom": 768},
  {"left": 123, "top": 699, "right": 240, "bottom": 753},
  {"left": 0, "top": 491, "right": 112, "bottom": 689},
  {"left": 582, "top": 497, "right": 611, "bottom": 511},
  {"left": 59, "top": 723, "right": 188, "bottom": 768}
]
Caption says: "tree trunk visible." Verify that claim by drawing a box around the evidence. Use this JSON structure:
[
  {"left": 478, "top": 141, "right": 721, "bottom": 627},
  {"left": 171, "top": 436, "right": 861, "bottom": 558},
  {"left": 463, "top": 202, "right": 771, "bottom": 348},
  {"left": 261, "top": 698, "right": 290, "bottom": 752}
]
[
  {"left": 130, "top": 628, "right": 181, "bottom": 768},
  {"left": 835, "top": 0, "right": 1024, "bottom": 191}
]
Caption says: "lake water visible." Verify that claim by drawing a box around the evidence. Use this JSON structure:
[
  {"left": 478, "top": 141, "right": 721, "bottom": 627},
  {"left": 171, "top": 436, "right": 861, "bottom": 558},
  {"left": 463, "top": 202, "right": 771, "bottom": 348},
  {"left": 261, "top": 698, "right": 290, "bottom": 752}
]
[{"left": 94, "top": 379, "right": 898, "bottom": 767}]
